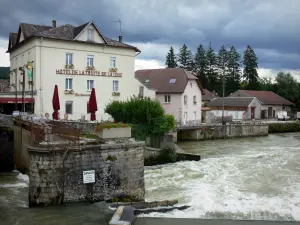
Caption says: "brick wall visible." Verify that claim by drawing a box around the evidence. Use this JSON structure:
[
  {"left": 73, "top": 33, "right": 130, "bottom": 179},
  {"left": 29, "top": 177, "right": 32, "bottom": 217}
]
[{"left": 28, "top": 141, "right": 145, "bottom": 206}]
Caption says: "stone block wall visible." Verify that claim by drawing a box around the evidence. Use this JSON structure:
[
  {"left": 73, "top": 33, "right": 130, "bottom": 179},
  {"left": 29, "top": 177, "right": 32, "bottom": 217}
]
[
  {"left": 28, "top": 141, "right": 145, "bottom": 206},
  {"left": 178, "top": 124, "right": 269, "bottom": 141}
]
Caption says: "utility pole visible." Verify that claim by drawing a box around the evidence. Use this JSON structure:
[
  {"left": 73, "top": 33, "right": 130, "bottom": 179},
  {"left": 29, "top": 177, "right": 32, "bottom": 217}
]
[{"left": 222, "top": 51, "right": 226, "bottom": 125}]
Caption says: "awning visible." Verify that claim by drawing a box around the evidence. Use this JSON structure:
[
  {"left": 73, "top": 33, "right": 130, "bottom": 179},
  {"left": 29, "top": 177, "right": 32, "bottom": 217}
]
[{"left": 0, "top": 97, "right": 35, "bottom": 103}]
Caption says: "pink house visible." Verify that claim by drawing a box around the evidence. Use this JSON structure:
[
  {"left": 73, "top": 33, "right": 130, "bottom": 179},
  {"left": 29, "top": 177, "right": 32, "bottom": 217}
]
[{"left": 135, "top": 68, "right": 202, "bottom": 126}]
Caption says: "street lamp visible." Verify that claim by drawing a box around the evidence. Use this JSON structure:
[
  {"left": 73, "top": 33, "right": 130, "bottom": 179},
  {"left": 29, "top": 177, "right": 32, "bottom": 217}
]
[{"left": 26, "top": 61, "right": 34, "bottom": 114}]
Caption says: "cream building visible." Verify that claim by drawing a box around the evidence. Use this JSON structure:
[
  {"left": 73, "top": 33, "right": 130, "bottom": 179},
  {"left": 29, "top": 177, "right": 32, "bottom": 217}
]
[
  {"left": 135, "top": 68, "right": 202, "bottom": 126},
  {"left": 5, "top": 20, "right": 143, "bottom": 120}
]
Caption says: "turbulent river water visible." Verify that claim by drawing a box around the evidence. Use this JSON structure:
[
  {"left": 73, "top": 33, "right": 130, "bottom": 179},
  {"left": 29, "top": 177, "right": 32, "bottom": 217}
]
[
  {"left": 143, "top": 133, "right": 300, "bottom": 221},
  {"left": 1, "top": 133, "right": 300, "bottom": 223}
]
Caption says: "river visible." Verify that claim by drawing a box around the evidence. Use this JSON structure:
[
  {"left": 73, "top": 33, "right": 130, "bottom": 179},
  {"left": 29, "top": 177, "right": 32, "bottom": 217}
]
[
  {"left": 143, "top": 133, "right": 300, "bottom": 221},
  {"left": 1, "top": 133, "right": 300, "bottom": 223}
]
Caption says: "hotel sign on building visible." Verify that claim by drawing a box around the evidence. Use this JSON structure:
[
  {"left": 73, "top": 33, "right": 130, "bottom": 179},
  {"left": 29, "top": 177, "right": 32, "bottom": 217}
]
[
  {"left": 55, "top": 69, "right": 123, "bottom": 77},
  {"left": 5, "top": 19, "right": 145, "bottom": 119}
]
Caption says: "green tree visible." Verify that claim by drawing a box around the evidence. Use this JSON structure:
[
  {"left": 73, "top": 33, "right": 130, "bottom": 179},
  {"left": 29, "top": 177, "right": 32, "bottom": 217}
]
[
  {"left": 194, "top": 44, "right": 208, "bottom": 88},
  {"left": 259, "top": 77, "right": 274, "bottom": 91},
  {"left": 177, "top": 44, "right": 194, "bottom": 71},
  {"left": 0, "top": 67, "right": 10, "bottom": 80},
  {"left": 226, "top": 46, "right": 241, "bottom": 95},
  {"left": 216, "top": 45, "right": 229, "bottom": 96},
  {"left": 243, "top": 45, "right": 259, "bottom": 90},
  {"left": 165, "top": 46, "right": 177, "bottom": 68},
  {"left": 274, "top": 72, "right": 299, "bottom": 110},
  {"left": 206, "top": 42, "right": 219, "bottom": 92}
]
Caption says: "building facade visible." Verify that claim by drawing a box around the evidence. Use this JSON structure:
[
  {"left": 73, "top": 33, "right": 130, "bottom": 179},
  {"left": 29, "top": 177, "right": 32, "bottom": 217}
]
[
  {"left": 6, "top": 20, "right": 142, "bottom": 120},
  {"left": 229, "top": 90, "right": 294, "bottom": 119},
  {"left": 136, "top": 68, "right": 202, "bottom": 126},
  {"left": 208, "top": 97, "right": 261, "bottom": 121}
]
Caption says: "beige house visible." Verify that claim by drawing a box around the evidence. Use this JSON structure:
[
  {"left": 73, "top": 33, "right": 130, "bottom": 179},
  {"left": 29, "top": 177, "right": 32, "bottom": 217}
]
[
  {"left": 5, "top": 20, "right": 144, "bottom": 120},
  {"left": 208, "top": 97, "right": 261, "bottom": 120},
  {"left": 135, "top": 68, "right": 202, "bottom": 126},
  {"left": 229, "top": 90, "right": 294, "bottom": 119}
]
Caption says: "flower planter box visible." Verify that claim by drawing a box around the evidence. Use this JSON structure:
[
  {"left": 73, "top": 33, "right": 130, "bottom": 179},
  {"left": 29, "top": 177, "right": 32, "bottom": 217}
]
[{"left": 97, "top": 127, "right": 131, "bottom": 139}]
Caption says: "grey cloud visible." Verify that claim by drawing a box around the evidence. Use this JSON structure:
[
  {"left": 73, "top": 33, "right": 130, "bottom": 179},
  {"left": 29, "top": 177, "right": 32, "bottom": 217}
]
[{"left": 0, "top": 0, "right": 299, "bottom": 70}]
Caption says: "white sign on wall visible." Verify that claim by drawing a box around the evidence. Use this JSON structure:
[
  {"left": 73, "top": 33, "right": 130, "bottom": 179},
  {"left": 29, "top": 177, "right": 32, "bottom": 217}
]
[{"left": 83, "top": 170, "right": 95, "bottom": 184}]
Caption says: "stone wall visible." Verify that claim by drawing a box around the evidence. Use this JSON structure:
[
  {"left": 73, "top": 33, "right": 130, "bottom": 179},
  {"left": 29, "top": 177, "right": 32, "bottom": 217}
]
[
  {"left": 28, "top": 141, "right": 145, "bottom": 206},
  {"left": 49, "top": 120, "right": 96, "bottom": 133},
  {"left": 178, "top": 124, "right": 268, "bottom": 141}
]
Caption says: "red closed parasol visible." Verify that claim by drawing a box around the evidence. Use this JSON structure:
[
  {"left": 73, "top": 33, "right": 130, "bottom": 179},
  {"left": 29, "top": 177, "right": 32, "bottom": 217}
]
[
  {"left": 88, "top": 88, "right": 98, "bottom": 121},
  {"left": 52, "top": 85, "right": 60, "bottom": 120}
]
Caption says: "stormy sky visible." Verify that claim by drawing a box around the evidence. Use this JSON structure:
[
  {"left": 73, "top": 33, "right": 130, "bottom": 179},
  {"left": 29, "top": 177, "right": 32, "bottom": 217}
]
[{"left": 0, "top": 0, "right": 300, "bottom": 79}]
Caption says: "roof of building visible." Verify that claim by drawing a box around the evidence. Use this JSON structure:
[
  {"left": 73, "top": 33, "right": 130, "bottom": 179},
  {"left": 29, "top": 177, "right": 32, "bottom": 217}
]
[
  {"left": 208, "top": 97, "right": 255, "bottom": 107},
  {"left": 235, "top": 90, "right": 294, "bottom": 105},
  {"left": 202, "top": 89, "right": 218, "bottom": 101},
  {"left": 7, "top": 21, "right": 140, "bottom": 53},
  {"left": 135, "top": 68, "right": 199, "bottom": 94},
  {"left": 9, "top": 33, "right": 18, "bottom": 46}
]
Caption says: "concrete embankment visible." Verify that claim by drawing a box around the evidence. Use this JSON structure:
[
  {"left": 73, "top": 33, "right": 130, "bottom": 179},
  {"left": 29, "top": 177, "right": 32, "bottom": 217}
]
[
  {"left": 0, "top": 126, "right": 14, "bottom": 171},
  {"left": 0, "top": 114, "right": 14, "bottom": 171},
  {"left": 177, "top": 123, "right": 268, "bottom": 141}
]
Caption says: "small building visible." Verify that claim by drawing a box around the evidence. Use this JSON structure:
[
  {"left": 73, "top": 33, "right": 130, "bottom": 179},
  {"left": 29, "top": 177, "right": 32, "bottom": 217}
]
[
  {"left": 202, "top": 89, "right": 217, "bottom": 106},
  {"left": 208, "top": 97, "right": 261, "bottom": 120},
  {"left": 4, "top": 19, "right": 144, "bottom": 119},
  {"left": 135, "top": 68, "right": 202, "bottom": 126},
  {"left": 229, "top": 90, "right": 294, "bottom": 119}
]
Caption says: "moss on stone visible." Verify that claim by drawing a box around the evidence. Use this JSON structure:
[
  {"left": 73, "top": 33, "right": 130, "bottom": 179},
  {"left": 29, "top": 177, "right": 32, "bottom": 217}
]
[
  {"left": 144, "top": 146, "right": 177, "bottom": 166},
  {"left": 106, "top": 155, "right": 117, "bottom": 161}
]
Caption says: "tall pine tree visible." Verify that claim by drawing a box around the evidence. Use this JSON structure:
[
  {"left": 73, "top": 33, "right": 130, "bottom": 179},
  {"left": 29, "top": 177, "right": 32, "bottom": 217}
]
[
  {"left": 216, "top": 45, "right": 229, "bottom": 96},
  {"left": 165, "top": 46, "right": 177, "bottom": 68},
  {"left": 206, "top": 42, "right": 219, "bottom": 93},
  {"left": 177, "top": 44, "right": 194, "bottom": 71},
  {"left": 227, "top": 46, "right": 241, "bottom": 95},
  {"left": 243, "top": 45, "right": 259, "bottom": 90},
  {"left": 194, "top": 44, "right": 208, "bottom": 88}
]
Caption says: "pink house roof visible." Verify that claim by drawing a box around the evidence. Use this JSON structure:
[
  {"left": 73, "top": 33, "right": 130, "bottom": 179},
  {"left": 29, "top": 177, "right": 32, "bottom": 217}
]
[{"left": 135, "top": 68, "right": 199, "bottom": 94}]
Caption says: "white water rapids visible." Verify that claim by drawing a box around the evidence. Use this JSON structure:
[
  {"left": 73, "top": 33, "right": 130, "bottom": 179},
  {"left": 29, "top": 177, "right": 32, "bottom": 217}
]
[{"left": 142, "top": 133, "right": 300, "bottom": 221}]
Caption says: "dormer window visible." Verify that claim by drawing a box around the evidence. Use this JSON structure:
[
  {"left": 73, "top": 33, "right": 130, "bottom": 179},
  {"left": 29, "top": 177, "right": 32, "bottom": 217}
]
[
  {"left": 87, "top": 29, "right": 94, "bottom": 41},
  {"left": 169, "top": 78, "right": 176, "bottom": 84}
]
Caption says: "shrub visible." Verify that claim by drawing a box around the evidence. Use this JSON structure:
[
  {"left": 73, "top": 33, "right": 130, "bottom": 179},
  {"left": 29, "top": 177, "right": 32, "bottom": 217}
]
[
  {"left": 105, "top": 97, "right": 176, "bottom": 140},
  {"left": 105, "top": 96, "right": 165, "bottom": 124},
  {"left": 268, "top": 121, "right": 300, "bottom": 133}
]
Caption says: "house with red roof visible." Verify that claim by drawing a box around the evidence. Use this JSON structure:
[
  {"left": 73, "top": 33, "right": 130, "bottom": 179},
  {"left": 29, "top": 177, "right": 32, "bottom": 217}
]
[
  {"left": 229, "top": 90, "right": 294, "bottom": 119},
  {"left": 135, "top": 68, "right": 203, "bottom": 126},
  {"left": 202, "top": 89, "right": 217, "bottom": 105}
]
